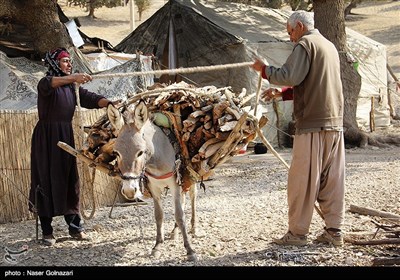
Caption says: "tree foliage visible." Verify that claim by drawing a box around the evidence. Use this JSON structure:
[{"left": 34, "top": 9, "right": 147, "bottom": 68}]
[
  {"left": 67, "top": 0, "right": 151, "bottom": 19},
  {"left": 68, "top": 0, "right": 121, "bottom": 18},
  {"left": 135, "top": 0, "right": 151, "bottom": 21}
]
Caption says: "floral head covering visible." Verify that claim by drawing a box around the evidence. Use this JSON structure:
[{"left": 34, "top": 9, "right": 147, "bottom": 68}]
[{"left": 44, "top": 47, "right": 71, "bottom": 76}]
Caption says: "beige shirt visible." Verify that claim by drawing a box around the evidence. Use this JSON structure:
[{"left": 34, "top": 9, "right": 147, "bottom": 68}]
[{"left": 265, "top": 29, "right": 344, "bottom": 134}]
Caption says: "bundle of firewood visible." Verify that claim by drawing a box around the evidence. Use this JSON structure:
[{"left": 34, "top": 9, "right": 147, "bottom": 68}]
[{"left": 81, "top": 81, "right": 257, "bottom": 185}]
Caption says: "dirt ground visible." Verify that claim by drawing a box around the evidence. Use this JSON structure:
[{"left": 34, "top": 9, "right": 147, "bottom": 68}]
[
  {"left": 0, "top": 144, "right": 399, "bottom": 269},
  {"left": 0, "top": 0, "right": 399, "bottom": 270}
]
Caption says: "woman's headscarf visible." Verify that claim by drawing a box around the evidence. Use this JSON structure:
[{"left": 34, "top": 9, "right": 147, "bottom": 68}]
[{"left": 44, "top": 47, "right": 71, "bottom": 77}]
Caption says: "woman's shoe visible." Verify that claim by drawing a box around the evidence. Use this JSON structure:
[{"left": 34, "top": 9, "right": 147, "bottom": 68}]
[{"left": 42, "top": 234, "right": 56, "bottom": 246}]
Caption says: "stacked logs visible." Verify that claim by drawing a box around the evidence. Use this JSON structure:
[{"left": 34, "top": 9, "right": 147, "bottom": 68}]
[{"left": 81, "top": 81, "right": 257, "bottom": 185}]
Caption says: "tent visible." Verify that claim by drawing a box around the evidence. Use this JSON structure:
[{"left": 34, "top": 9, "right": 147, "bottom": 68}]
[
  {"left": 115, "top": 0, "right": 252, "bottom": 92},
  {"left": 115, "top": 0, "right": 390, "bottom": 142}
]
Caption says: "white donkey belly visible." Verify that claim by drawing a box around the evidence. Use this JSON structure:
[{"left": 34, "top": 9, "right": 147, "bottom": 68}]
[{"left": 147, "top": 175, "right": 178, "bottom": 199}]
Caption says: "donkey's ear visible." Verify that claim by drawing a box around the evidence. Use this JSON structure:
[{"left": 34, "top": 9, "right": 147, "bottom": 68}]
[
  {"left": 133, "top": 101, "right": 148, "bottom": 130},
  {"left": 107, "top": 103, "right": 124, "bottom": 135}
]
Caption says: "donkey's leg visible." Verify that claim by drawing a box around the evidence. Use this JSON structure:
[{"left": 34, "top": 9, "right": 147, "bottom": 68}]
[
  {"left": 150, "top": 186, "right": 164, "bottom": 259},
  {"left": 170, "top": 180, "right": 197, "bottom": 262},
  {"left": 188, "top": 183, "right": 205, "bottom": 238},
  {"left": 170, "top": 190, "right": 186, "bottom": 241},
  {"left": 188, "top": 183, "right": 197, "bottom": 235}
]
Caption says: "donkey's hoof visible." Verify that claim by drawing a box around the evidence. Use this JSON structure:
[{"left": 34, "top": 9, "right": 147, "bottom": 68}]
[
  {"left": 191, "top": 229, "right": 206, "bottom": 238},
  {"left": 187, "top": 252, "right": 197, "bottom": 262},
  {"left": 151, "top": 249, "right": 162, "bottom": 259}
]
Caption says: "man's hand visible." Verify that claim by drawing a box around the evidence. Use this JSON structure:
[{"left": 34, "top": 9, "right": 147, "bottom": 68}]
[
  {"left": 251, "top": 59, "right": 266, "bottom": 72},
  {"left": 261, "top": 88, "right": 281, "bottom": 101}
]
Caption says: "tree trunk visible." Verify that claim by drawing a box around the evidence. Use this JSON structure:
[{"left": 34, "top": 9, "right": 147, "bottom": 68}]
[
  {"left": 88, "top": 0, "right": 96, "bottom": 18},
  {"left": 0, "top": 0, "right": 72, "bottom": 59},
  {"left": 313, "top": 0, "right": 366, "bottom": 147},
  {"left": 345, "top": 0, "right": 362, "bottom": 18}
]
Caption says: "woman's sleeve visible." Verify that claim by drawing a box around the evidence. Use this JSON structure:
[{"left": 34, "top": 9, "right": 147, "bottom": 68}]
[
  {"left": 37, "top": 76, "right": 55, "bottom": 97},
  {"left": 79, "top": 87, "right": 105, "bottom": 109}
]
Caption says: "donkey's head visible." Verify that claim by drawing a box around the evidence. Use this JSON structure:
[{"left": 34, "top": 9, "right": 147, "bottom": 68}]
[{"left": 108, "top": 101, "right": 151, "bottom": 200}]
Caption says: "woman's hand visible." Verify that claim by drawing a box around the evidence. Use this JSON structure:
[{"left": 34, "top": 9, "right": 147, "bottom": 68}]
[{"left": 73, "top": 73, "right": 92, "bottom": 84}]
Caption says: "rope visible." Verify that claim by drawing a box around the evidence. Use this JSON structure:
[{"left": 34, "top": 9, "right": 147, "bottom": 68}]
[
  {"left": 74, "top": 83, "right": 97, "bottom": 220},
  {"left": 80, "top": 167, "right": 97, "bottom": 220},
  {"left": 93, "top": 61, "right": 253, "bottom": 79}
]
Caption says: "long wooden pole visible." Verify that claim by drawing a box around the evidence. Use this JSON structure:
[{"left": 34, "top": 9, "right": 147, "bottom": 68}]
[
  {"left": 129, "top": 0, "right": 135, "bottom": 31},
  {"left": 250, "top": 115, "right": 325, "bottom": 220}
]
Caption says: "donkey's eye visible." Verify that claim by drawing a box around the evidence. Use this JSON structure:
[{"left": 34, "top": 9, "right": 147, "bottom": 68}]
[{"left": 137, "top": 151, "right": 144, "bottom": 157}]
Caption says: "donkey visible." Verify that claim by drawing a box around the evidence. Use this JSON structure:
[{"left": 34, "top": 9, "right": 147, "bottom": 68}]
[{"left": 107, "top": 101, "right": 197, "bottom": 261}]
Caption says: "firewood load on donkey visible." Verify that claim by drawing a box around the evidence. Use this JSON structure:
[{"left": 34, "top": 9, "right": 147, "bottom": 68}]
[{"left": 78, "top": 82, "right": 258, "bottom": 261}]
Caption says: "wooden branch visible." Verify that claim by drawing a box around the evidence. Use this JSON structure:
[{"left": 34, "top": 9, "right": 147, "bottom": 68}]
[
  {"left": 208, "top": 113, "right": 247, "bottom": 168},
  {"left": 252, "top": 116, "right": 290, "bottom": 170},
  {"left": 349, "top": 204, "right": 400, "bottom": 220},
  {"left": 345, "top": 231, "right": 377, "bottom": 237},
  {"left": 239, "top": 92, "right": 256, "bottom": 107},
  {"left": 351, "top": 238, "right": 400, "bottom": 245},
  {"left": 57, "top": 141, "right": 120, "bottom": 179},
  {"left": 373, "top": 257, "right": 400, "bottom": 266},
  {"left": 387, "top": 63, "right": 399, "bottom": 83}
]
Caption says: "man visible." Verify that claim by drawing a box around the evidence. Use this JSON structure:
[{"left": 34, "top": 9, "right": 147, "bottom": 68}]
[
  {"left": 252, "top": 10, "right": 345, "bottom": 246},
  {"left": 28, "top": 48, "right": 114, "bottom": 246}
]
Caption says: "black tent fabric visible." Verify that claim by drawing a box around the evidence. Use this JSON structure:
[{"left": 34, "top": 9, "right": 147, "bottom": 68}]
[{"left": 115, "top": 0, "right": 251, "bottom": 92}]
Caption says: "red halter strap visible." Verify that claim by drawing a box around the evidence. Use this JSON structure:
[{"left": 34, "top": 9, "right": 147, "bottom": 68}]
[{"left": 145, "top": 170, "right": 175, "bottom": 180}]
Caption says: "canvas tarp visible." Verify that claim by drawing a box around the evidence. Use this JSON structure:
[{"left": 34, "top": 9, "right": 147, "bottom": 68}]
[
  {"left": 0, "top": 49, "right": 153, "bottom": 110},
  {"left": 84, "top": 52, "right": 137, "bottom": 72},
  {"left": 115, "top": 0, "right": 390, "bottom": 143}
]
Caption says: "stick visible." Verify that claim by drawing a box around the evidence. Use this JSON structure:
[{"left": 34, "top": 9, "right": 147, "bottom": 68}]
[
  {"left": 351, "top": 238, "right": 400, "bottom": 245},
  {"left": 387, "top": 63, "right": 399, "bottom": 83},
  {"left": 370, "top": 96, "right": 375, "bottom": 132},
  {"left": 35, "top": 186, "right": 39, "bottom": 241},
  {"left": 57, "top": 141, "right": 121, "bottom": 179},
  {"left": 349, "top": 204, "right": 400, "bottom": 220},
  {"left": 373, "top": 257, "right": 400, "bottom": 266}
]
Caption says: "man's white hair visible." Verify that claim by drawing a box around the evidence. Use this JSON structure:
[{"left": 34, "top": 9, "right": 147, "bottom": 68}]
[{"left": 287, "top": 10, "right": 314, "bottom": 30}]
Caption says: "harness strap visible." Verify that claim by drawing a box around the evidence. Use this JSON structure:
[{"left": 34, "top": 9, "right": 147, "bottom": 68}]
[{"left": 145, "top": 171, "right": 175, "bottom": 180}]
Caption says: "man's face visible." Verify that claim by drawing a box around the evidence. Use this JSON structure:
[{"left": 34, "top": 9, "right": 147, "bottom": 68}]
[
  {"left": 286, "top": 22, "right": 303, "bottom": 43},
  {"left": 58, "top": 57, "right": 72, "bottom": 75}
]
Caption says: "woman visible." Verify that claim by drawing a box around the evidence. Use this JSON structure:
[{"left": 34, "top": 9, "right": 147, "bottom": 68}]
[{"left": 28, "top": 48, "right": 113, "bottom": 246}]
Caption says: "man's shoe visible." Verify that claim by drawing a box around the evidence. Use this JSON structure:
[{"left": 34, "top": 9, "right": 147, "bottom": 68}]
[
  {"left": 69, "top": 231, "right": 91, "bottom": 241},
  {"left": 273, "top": 231, "right": 307, "bottom": 246},
  {"left": 316, "top": 228, "right": 344, "bottom": 246},
  {"left": 42, "top": 234, "right": 56, "bottom": 246}
]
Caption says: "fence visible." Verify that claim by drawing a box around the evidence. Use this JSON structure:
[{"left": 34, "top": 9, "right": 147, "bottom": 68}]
[{"left": 0, "top": 109, "right": 120, "bottom": 223}]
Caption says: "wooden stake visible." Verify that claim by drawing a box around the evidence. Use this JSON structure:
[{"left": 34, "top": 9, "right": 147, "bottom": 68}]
[{"left": 370, "top": 96, "right": 375, "bottom": 132}]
